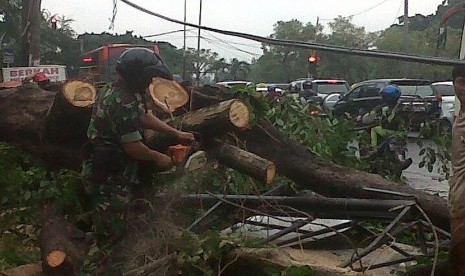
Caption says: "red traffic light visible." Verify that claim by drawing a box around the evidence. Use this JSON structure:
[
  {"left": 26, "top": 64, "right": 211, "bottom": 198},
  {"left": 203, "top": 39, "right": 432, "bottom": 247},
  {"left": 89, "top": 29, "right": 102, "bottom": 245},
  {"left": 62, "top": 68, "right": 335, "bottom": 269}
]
[{"left": 308, "top": 55, "right": 318, "bottom": 63}]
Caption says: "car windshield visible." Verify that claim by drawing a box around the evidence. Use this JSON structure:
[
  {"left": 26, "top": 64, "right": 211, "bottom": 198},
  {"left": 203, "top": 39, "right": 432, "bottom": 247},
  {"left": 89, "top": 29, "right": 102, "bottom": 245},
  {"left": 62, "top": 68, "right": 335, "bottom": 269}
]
[
  {"left": 433, "top": 84, "right": 455, "bottom": 96},
  {"left": 398, "top": 85, "right": 434, "bottom": 97},
  {"left": 314, "top": 83, "right": 349, "bottom": 94}
]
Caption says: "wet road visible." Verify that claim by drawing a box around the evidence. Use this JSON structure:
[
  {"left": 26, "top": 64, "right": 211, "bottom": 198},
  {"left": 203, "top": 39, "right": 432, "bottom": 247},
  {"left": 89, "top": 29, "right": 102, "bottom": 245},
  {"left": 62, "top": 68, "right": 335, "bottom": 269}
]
[{"left": 403, "top": 138, "right": 449, "bottom": 199}]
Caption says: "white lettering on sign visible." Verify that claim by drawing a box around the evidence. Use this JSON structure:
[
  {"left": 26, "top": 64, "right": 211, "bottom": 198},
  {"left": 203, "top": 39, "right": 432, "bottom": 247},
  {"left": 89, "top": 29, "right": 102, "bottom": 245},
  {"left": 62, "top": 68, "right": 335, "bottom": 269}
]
[{"left": 2, "top": 66, "right": 66, "bottom": 82}]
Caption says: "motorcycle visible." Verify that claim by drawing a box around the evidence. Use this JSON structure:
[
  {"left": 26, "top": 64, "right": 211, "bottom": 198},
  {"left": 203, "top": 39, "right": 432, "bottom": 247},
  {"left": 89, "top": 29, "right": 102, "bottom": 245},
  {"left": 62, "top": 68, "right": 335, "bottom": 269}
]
[{"left": 355, "top": 108, "right": 412, "bottom": 179}]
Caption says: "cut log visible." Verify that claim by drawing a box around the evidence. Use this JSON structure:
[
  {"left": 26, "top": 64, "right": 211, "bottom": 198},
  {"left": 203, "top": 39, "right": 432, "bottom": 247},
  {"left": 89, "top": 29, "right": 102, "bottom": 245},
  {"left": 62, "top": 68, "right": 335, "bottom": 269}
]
[
  {"left": 0, "top": 262, "right": 42, "bottom": 276},
  {"left": 212, "top": 140, "right": 276, "bottom": 184},
  {"left": 149, "top": 77, "right": 189, "bottom": 113},
  {"left": 145, "top": 99, "right": 251, "bottom": 151},
  {"left": 168, "top": 98, "right": 250, "bottom": 131},
  {"left": 39, "top": 204, "right": 92, "bottom": 275},
  {"left": 62, "top": 80, "right": 96, "bottom": 107},
  {"left": 44, "top": 82, "right": 95, "bottom": 146},
  {"left": 189, "top": 85, "right": 226, "bottom": 110},
  {"left": 238, "top": 119, "right": 451, "bottom": 231}
]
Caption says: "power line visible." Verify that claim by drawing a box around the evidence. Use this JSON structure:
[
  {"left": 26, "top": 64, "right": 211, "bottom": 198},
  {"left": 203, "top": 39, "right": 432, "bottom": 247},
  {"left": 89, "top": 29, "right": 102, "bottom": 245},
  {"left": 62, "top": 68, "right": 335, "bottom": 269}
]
[
  {"left": 109, "top": 0, "right": 117, "bottom": 29},
  {"left": 347, "top": 0, "right": 393, "bottom": 18},
  {"left": 186, "top": 29, "right": 260, "bottom": 58},
  {"left": 319, "top": 0, "right": 394, "bottom": 20},
  {"left": 118, "top": 0, "right": 465, "bottom": 66},
  {"left": 143, "top": 28, "right": 195, "bottom": 38},
  {"left": 203, "top": 31, "right": 263, "bottom": 49},
  {"left": 392, "top": 0, "right": 404, "bottom": 25},
  {"left": 200, "top": 31, "right": 261, "bottom": 56}
]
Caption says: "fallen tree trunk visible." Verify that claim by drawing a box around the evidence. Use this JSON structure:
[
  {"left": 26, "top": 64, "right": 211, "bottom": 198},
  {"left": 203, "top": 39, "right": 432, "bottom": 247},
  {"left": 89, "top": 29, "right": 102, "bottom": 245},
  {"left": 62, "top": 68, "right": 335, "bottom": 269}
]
[
  {"left": 0, "top": 87, "right": 451, "bottom": 231},
  {"left": 238, "top": 119, "right": 450, "bottom": 231},
  {"left": 156, "top": 194, "right": 418, "bottom": 221}
]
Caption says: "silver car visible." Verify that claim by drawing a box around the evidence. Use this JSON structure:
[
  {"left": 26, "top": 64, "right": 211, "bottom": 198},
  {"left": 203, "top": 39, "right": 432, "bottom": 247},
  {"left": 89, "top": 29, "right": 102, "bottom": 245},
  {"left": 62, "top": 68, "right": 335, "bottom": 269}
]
[{"left": 431, "top": 81, "right": 455, "bottom": 134}]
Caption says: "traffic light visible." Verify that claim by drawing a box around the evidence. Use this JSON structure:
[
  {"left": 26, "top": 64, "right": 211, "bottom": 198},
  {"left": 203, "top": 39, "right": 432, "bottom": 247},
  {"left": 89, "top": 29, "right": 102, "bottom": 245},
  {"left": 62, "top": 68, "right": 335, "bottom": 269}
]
[
  {"left": 308, "top": 54, "right": 318, "bottom": 64},
  {"left": 50, "top": 16, "right": 57, "bottom": 29},
  {"left": 307, "top": 54, "right": 318, "bottom": 78}
]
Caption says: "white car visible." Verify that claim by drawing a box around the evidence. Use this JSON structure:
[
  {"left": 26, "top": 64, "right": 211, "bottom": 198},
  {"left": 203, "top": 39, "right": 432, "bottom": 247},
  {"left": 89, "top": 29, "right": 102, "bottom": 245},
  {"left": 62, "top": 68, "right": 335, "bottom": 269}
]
[
  {"left": 431, "top": 81, "right": 455, "bottom": 134},
  {"left": 216, "top": 80, "right": 252, "bottom": 88}
]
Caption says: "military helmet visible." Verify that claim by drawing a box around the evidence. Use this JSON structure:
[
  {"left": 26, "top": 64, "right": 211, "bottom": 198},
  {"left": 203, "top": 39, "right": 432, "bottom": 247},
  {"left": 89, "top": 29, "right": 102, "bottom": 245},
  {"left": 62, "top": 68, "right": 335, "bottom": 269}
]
[{"left": 116, "top": 48, "right": 172, "bottom": 90}]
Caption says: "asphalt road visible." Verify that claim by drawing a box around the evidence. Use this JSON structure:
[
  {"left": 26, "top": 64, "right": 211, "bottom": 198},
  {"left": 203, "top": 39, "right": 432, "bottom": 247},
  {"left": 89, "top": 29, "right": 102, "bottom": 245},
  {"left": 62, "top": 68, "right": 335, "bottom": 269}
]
[{"left": 403, "top": 138, "right": 449, "bottom": 199}]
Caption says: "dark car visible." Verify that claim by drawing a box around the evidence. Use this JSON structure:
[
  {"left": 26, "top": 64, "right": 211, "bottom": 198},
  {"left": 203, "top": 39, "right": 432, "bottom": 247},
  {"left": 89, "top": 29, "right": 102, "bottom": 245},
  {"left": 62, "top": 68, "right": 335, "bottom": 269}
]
[
  {"left": 333, "top": 79, "right": 441, "bottom": 130},
  {"left": 289, "top": 78, "right": 350, "bottom": 107}
]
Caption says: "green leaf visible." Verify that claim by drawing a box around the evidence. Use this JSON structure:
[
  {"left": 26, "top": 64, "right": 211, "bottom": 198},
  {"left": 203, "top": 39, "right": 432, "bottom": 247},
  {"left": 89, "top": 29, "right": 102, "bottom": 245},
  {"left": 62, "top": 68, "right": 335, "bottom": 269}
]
[
  {"left": 283, "top": 266, "right": 313, "bottom": 276},
  {"left": 24, "top": 191, "right": 31, "bottom": 201}
]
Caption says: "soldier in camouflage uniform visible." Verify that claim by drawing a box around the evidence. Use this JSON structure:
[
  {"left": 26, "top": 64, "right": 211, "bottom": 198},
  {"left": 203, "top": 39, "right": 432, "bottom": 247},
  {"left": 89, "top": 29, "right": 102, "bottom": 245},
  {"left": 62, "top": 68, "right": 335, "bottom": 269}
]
[{"left": 81, "top": 48, "right": 193, "bottom": 240}]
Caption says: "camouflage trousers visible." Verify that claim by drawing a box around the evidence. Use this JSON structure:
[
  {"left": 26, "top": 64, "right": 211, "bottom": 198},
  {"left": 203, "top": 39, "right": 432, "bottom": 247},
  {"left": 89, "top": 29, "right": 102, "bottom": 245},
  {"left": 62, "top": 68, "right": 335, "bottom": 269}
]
[{"left": 450, "top": 216, "right": 465, "bottom": 275}]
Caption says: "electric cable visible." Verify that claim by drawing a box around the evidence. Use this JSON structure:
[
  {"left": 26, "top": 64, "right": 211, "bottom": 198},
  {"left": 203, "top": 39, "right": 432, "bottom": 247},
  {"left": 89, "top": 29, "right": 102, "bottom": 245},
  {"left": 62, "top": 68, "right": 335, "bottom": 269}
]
[
  {"left": 319, "top": 0, "right": 394, "bottom": 20},
  {"left": 392, "top": 0, "right": 404, "bottom": 25},
  {"left": 118, "top": 0, "right": 465, "bottom": 66},
  {"left": 185, "top": 29, "right": 258, "bottom": 59},
  {"left": 143, "top": 28, "right": 195, "bottom": 38},
  {"left": 109, "top": 0, "right": 117, "bottom": 30},
  {"left": 347, "top": 0, "right": 393, "bottom": 18}
]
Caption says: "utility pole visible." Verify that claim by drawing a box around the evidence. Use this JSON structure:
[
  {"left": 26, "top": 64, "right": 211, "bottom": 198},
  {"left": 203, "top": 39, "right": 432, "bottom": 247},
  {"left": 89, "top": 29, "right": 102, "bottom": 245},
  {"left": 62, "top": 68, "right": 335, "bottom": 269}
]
[
  {"left": 307, "top": 17, "right": 319, "bottom": 79},
  {"left": 182, "top": 0, "right": 187, "bottom": 81},
  {"left": 21, "top": 0, "right": 41, "bottom": 66},
  {"left": 403, "top": 0, "right": 409, "bottom": 76},
  {"left": 195, "top": 0, "right": 202, "bottom": 83}
]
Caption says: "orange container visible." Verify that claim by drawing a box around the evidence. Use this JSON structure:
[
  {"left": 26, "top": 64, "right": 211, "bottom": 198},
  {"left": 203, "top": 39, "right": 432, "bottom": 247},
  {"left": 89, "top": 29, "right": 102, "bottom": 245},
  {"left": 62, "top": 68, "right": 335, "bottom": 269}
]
[{"left": 167, "top": 144, "right": 191, "bottom": 164}]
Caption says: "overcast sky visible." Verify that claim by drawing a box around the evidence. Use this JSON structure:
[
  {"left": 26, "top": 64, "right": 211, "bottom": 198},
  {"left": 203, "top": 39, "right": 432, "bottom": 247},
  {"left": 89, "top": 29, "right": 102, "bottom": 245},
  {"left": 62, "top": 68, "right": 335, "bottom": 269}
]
[{"left": 41, "top": 0, "right": 443, "bottom": 61}]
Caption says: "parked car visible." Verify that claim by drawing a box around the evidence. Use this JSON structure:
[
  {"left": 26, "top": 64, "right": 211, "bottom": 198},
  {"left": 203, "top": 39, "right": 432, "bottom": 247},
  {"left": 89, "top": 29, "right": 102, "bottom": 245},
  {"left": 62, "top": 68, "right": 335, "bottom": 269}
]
[
  {"left": 332, "top": 79, "right": 441, "bottom": 131},
  {"left": 216, "top": 80, "right": 252, "bottom": 88},
  {"left": 288, "top": 78, "right": 350, "bottom": 108},
  {"left": 432, "top": 81, "right": 455, "bottom": 135}
]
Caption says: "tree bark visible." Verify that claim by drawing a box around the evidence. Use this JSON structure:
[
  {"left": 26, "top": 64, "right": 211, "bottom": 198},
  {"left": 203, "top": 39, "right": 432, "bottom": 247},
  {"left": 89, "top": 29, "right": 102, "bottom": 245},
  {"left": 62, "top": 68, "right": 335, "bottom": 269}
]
[
  {"left": 39, "top": 204, "right": 92, "bottom": 276},
  {"left": 212, "top": 140, "right": 276, "bottom": 184},
  {"left": 44, "top": 82, "right": 94, "bottom": 148},
  {"left": 145, "top": 99, "right": 251, "bottom": 151},
  {"left": 238, "top": 119, "right": 451, "bottom": 231}
]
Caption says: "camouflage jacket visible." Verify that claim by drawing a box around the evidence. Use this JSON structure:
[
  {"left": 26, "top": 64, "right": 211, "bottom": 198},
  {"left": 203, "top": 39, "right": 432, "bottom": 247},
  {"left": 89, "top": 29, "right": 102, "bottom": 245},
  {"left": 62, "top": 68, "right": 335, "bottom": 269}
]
[{"left": 82, "top": 80, "right": 144, "bottom": 185}]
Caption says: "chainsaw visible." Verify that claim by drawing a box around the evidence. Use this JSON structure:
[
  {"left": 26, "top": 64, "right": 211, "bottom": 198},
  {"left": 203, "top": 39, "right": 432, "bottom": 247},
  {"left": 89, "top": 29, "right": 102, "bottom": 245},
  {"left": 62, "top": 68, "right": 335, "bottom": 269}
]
[{"left": 167, "top": 132, "right": 207, "bottom": 175}]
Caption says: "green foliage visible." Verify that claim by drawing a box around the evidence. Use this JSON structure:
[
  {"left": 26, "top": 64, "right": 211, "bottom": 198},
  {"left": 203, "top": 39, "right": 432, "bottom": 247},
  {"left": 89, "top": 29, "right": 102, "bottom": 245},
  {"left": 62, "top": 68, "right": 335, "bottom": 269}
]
[
  {"left": 0, "top": 234, "right": 40, "bottom": 270},
  {"left": 266, "top": 97, "right": 366, "bottom": 169},
  {"left": 0, "top": 143, "right": 86, "bottom": 268},
  {"left": 417, "top": 120, "right": 452, "bottom": 178},
  {"left": 175, "top": 230, "right": 261, "bottom": 275},
  {"left": 266, "top": 265, "right": 314, "bottom": 276}
]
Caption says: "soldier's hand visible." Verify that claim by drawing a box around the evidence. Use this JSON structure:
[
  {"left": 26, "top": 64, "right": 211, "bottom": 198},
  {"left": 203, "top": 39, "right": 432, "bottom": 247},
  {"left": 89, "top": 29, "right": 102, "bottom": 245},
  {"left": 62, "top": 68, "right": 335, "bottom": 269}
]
[
  {"left": 176, "top": 131, "right": 195, "bottom": 144},
  {"left": 155, "top": 154, "right": 174, "bottom": 171}
]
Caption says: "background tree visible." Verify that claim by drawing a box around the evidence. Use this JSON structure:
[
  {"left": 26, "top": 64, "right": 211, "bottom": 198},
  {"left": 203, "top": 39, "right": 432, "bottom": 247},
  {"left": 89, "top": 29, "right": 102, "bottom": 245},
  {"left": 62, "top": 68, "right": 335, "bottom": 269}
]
[
  {"left": 319, "top": 16, "right": 373, "bottom": 83},
  {"left": 40, "top": 15, "right": 80, "bottom": 75}
]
